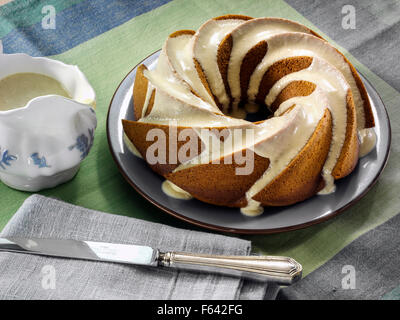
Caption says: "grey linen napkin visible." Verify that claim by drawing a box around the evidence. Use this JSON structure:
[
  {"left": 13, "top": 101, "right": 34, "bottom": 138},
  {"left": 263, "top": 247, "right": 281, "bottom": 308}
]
[
  {"left": 278, "top": 213, "right": 400, "bottom": 300},
  {"left": 0, "top": 195, "right": 278, "bottom": 300}
]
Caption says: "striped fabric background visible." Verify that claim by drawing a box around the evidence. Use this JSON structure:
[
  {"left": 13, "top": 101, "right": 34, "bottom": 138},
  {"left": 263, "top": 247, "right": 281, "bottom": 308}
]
[{"left": 1, "top": 0, "right": 399, "bottom": 299}]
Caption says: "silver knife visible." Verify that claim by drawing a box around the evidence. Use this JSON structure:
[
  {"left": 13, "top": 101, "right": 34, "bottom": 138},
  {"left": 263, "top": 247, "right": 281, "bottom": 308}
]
[{"left": 0, "top": 237, "right": 302, "bottom": 285}]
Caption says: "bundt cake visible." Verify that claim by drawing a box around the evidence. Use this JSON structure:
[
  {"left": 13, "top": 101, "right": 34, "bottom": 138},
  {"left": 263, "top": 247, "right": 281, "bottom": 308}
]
[{"left": 122, "top": 15, "right": 376, "bottom": 216}]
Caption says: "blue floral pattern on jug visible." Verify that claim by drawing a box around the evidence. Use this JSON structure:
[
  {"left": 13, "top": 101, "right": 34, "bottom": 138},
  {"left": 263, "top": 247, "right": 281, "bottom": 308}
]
[
  {"left": 69, "top": 128, "right": 95, "bottom": 160},
  {"left": 31, "top": 153, "right": 51, "bottom": 168},
  {"left": 0, "top": 149, "right": 17, "bottom": 170}
]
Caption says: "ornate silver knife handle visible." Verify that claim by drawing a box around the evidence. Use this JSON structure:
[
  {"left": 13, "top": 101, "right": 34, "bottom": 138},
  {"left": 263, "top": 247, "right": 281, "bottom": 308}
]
[
  {"left": 158, "top": 251, "right": 302, "bottom": 285},
  {"left": 0, "top": 237, "right": 301, "bottom": 285}
]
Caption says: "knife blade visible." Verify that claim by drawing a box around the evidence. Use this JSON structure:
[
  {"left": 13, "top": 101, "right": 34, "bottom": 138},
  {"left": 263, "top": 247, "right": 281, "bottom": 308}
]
[{"left": 0, "top": 237, "right": 302, "bottom": 285}]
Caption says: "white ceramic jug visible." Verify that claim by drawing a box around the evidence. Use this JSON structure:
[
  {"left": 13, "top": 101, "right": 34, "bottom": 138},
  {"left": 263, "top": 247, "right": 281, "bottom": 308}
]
[{"left": 0, "top": 47, "right": 97, "bottom": 192}]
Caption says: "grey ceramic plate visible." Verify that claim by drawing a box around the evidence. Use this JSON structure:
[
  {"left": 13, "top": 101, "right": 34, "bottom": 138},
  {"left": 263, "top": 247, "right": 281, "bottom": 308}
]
[{"left": 107, "top": 50, "right": 391, "bottom": 234}]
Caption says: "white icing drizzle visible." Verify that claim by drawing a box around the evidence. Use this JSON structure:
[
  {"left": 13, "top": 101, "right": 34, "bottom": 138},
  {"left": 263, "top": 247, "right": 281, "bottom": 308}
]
[
  {"left": 139, "top": 45, "right": 240, "bottom": 127},
  {"left": 173, "top": 122, "right": 255, "bottom": 172},
  {"left": 358, "top": 128, "right": 376, "bottom": 157},
  {"left": 140, "top": 82, "right": 154, "bottom": 118},
  {"left": 227, "top": 18, "right": 314, "bottom": 110},
  {"left": 241, "top": 199, "right": 264, "bottom": 216},
  {"left": 162, "top": 180, "right": 193, "bottom": 200},
  {"left": 245, "top": 32, "right": 366, "bottom": 130},
  {"left": 127, "top": 17, "right": 376, "bottom": 216},
  {"left": 242, "top": 93, "right": 326, "bottom": 213},
  {"left": 266, "top": 57, "right": 349, "bottom": 194},
  {"left": 193, "top": 18, "right": 246, "bottom": 111},
  {"left": 166, "top": 33, "right": 217, "bottom": 107}
]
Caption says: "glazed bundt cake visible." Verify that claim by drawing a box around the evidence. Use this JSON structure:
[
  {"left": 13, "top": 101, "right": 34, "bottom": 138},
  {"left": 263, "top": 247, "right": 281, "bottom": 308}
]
[{"left": 123, "top": 15, "right": 376, "bottom": 216}]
